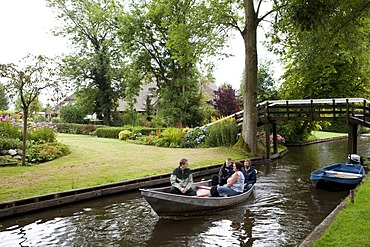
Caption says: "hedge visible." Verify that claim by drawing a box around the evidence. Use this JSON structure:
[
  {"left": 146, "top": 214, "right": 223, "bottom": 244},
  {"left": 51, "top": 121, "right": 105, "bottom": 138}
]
[
  {"left": 55, "top": 123, "right": 106, "bottom": 135},
  {"left": 94, "top": 127, "right": 164, "bottom": 139}
]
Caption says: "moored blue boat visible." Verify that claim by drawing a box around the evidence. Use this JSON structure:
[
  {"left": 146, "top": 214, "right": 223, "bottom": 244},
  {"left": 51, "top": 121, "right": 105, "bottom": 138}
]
[{"left": 310, "top": 154, "right": 365, "bottom": 191}]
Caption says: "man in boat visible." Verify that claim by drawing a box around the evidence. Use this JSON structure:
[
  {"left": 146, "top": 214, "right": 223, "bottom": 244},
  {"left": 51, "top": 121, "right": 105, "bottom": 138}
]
[
  {"left": 241, "top": 159, "right": 257, "bottom": 191},
  {"left": 170, "top": 158, "right": 196, "bottom": 196},
  {"left": 211, "top": 158, "right": 234, "bottom": 186}
]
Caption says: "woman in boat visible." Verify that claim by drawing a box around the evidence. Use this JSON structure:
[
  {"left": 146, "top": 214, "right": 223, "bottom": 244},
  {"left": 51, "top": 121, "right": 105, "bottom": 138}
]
[
  {"left": 217, "top": 161, "right": 245, "bottom": 197},
  {"left": 170, "top": 158, "right": 196, "bottom": 196}
]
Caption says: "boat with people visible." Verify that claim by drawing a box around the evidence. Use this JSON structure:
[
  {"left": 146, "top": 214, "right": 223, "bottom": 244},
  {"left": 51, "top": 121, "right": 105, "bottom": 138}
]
[
  {"left": 140, "top": 179, "right": 254, "bottom": 217},
  {"left": 310, "top": 154, "right": 365, "bottom": 191}
]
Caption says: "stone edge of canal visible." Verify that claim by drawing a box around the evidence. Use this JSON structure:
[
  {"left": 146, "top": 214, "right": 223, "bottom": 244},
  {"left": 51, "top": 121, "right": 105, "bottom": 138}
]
[
  {"left": 299, "top": 172, "right": 370, "bottom": 247},
  {"left": 0, "top": 150, "right": 287, "bottom": 220}
]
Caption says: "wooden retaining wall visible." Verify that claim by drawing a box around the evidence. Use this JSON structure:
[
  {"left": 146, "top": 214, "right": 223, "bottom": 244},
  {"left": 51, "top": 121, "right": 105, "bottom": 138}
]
[{"left": 0, "top": 164, "right": 222, "bottom": 219}]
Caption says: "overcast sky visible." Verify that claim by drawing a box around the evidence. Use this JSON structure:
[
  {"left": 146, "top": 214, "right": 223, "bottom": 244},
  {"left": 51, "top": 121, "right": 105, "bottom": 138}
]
[{"left": 0, "top": 0, "right": 281, "bottom": 98}]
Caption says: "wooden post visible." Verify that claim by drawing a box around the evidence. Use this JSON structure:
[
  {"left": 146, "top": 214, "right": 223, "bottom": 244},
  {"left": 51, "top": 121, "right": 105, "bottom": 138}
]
[
  {"left": 350, "top": 190, "right": 354, "bottom": 203},
  {"left": 333, "top": 99, "right": 336, "bottom": 119},
  {"left": 273, "top": 122, "right": 278, "bottom": 154},
  {"left": 265, "top": 123, "right": 270, "bottom": 159},
  {"left": 347, "top": 123, "right": 358, "bottom": 154},
  {"left": 310, "top": 99, "right": 314, "bottom": 121}
]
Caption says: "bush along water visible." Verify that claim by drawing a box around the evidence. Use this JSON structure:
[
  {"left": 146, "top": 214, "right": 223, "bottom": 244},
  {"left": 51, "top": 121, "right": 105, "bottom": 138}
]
[
  {"left": 205, "top": 118, "right": 239, "bottom": 147},
  {"left": 256, "top": 131, "right": 286, "bottom": 146}
]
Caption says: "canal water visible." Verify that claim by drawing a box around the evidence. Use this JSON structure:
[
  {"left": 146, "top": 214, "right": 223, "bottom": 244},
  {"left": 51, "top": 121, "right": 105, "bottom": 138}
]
[{"left": 1, "top": 137, "right": 370, "bottom": 247}]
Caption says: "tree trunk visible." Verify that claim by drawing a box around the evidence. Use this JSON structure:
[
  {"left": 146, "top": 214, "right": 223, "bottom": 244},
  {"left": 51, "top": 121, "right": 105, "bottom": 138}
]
[
  {"left": 241, "top": 0, "right": 258, "bottom": 155},
  {"left": 22, "top": 109, "right": 28, "bottom": 166}
]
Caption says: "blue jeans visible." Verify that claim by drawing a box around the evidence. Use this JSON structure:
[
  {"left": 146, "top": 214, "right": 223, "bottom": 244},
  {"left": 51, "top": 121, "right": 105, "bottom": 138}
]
[{"left": 217, "top": 186, "right": 240, "bottom": 197}]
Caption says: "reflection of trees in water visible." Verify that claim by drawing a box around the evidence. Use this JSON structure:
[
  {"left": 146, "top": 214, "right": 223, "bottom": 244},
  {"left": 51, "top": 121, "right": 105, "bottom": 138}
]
[{"left": 145, "top": 207, "right": 255, "bottom": 247}]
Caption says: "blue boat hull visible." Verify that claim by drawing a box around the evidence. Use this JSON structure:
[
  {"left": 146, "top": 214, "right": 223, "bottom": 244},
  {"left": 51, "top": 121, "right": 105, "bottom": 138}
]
[{"left": 310, "top": 163, "right": 365, "bottom": 191}]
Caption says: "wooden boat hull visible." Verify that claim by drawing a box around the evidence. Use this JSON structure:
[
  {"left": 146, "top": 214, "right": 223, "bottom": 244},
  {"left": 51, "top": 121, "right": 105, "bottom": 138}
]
[
  {"left": 140, "top": 180, "right": 254, "bottom": 216},
  {"left": 310, "top": 163, "right": 365, "bottom": 191}
]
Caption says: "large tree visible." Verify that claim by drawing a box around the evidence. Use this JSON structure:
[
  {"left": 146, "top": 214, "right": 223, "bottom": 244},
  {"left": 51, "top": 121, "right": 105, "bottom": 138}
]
[
  {"left": 118, "top": 0, "right": 229, "bottom": 126},
  {"left": 223, "top": 0, "right": 286, "bottom": 155},
  {"left": 0, "top": 54, "right": 61, "bottom": 165},
  {"left": 272, "top": 0, "right": 370, "bottom": 99},
  {"left": 47, "top": 0, "right": 128, "bottom": 125}
]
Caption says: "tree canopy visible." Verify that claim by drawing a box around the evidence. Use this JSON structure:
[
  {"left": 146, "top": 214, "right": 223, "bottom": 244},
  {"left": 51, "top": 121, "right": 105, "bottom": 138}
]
[
  {"left": 272, "top": 0, "right": 370, "bottom": 99},
  {"left": 118, "top": 0, "right": 229, "bottom": 126},
  {"left": 47, "top": 0, "right": 128, "bottom": 125}
]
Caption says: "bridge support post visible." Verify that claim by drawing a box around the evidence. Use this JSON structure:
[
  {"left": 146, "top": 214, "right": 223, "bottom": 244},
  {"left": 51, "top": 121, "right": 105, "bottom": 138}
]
[
  {"left": 265, "top": 123, "right": 271, "bottom": 159},
  {"left": 272, "top": 123, "right": 278, "bottom": 154},
  {"left": 347, "top": 123, "right": 358, "bottom": 154}
]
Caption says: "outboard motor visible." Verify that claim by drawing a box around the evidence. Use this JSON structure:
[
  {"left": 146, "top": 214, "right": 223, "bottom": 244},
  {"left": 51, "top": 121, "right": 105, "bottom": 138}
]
[{"left": 347, "top": 154, "right": 361, "bottom": 164}]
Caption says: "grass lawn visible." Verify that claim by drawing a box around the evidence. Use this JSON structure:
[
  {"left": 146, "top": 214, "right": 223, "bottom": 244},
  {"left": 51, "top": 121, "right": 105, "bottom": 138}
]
[
  {"left": 0, "top": 134, "right": 250, "bottom": 203},
  {"left": 314, "top": 178, "right": 370, "bottom": 246},
  {"left": 311, "top": 131, "right": 347, "bottom": 140}
]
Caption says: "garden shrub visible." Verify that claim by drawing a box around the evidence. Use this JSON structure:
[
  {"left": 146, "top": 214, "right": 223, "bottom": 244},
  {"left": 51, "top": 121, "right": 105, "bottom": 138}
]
[
  {"left": 59, "top": 104, "right": 86, "bottom": 124},
  {"left": 277, "top": 121, "right": 314, "bottom": 143},
  {"left": 118, "top": 130, "right": 132, "bottom": 140},
  {"left": 182, "top": 126, "right": 207, "bottom": 147},
  {"left": 55, "top": 123, "right": 105, "bottom": 135},
  {"left": 320, "top": 121, "right": 348, "bottom": 133},
  {"left": 155, "top": 128, "right": 185, "bottom": 147},
  {"left": 26, "top": 141, "right": 71, "bottom": 164},
  {"left": 205, "top": 118, "right": 238, "bottom": 147},
  {"left": 137, "top": 135, "right": 159, "bottom": 145},
  {"left": 0, "top": 138, "right": 22, "bottom": 151},
  {"left": 28, "top": 122, "right": 58, "bottom": 143},
  {"left": 0, "top": 114, "right": 22, "bottom": 139},
  {"left": 94, "top": 126, "right": 163, "bottom": 139}
]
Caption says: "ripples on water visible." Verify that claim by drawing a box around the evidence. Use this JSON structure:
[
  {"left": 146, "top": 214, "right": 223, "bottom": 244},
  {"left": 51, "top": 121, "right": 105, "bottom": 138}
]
[{"left": 1, "top": 137, "right": 369, "bottom": 246}]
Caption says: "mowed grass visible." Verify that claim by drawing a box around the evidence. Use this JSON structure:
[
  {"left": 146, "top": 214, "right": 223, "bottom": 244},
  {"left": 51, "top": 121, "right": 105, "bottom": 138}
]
[
  {"left": 311, "top": 131, "right": 347, "bottom": 140},
  {"left": 314, "top": 178, "right": 370, "bottom": 246},
  {"left": 0, "top": 134, "right": 250, "bottom": 203}
]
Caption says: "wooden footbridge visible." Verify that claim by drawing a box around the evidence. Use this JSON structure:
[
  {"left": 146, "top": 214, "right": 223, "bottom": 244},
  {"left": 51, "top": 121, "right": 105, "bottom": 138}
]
[{"left": 213, "top": 98, "right": 370, "bottom": 159}]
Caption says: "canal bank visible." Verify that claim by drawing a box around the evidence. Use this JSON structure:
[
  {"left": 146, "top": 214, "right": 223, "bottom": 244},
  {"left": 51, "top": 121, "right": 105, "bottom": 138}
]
[
  {"left": 3, "top": 138, "right": 369, "bottom": 246},
  {"left": 0, "top": 155, "right": 278, "bottom": 219},
  {"left": 302, "top": 172, "right": 370, "bottom": 246}
]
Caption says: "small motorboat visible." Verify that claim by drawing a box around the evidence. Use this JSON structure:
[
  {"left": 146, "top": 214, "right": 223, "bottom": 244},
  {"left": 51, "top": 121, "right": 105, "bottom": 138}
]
[
  {"left": 140, "top": 180, "right": 254, "bottom": 217},
  {"left": 310, "top": 154, "right": 365, "bottom": 191}
]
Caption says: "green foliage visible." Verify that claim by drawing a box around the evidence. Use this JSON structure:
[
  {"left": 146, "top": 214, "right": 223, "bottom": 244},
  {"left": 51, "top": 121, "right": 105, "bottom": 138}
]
[
  {"left": 47, "top": 0, "right": 128, "bottom": 125},
  {"left": 119, "top": 0, "right": 229, "bottom": 127},
  {"left": 272, "top": 1, "right": 370, "bottom": 100},
  {"left": 205, "top": 119, "right": 238, "bottom": 147},
  {"left": 320, "top": 121, "right": 348, "bottom": 133},
  {"left": 26, "top": 141, "right": 70, "bottom": 164},
  {"left": 28, "top": 126, "right": 57, "bottom": 143},
  {"left": 240, "top": 60, "right": 279, "bottom": 103},
  {"left": 155, "top": 128, "right": 186, "bottom": 148},
  {"left": 59, "top": 104, "right": 86, "bottom": 124},
  {"left": 182, "top": 127, "right": 207, "bottom": 148},
  {"left": 0, "top": 138, "right": 22, "bottom": 151},
  {"left": 118, "top": 130, "right": 132, "bottom": 140},
  {"left": 0, "top": 83, "right": 8, "bottom": 110},
  {"left": 55, "top": 123, "right": 105, "bottom": 135},
  {"left": 277, "top": 121, "right": 315, "bottom": 144},
  {"left": 0, "top": 115, "right": 22, "bottom": 139},
  {"left": 94, "top": 126, "right": 162, "bottom": 139}
]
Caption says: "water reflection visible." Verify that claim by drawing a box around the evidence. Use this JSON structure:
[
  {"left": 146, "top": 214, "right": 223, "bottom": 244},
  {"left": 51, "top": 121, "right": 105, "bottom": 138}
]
[{"left": 1, "top": 137, "right": 370, "bottom": 247}]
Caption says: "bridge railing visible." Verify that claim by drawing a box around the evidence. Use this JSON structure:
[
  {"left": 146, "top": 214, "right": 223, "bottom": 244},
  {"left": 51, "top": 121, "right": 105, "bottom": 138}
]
[{"left": 257, "top": 98, "right": 370, "bottom": 126}]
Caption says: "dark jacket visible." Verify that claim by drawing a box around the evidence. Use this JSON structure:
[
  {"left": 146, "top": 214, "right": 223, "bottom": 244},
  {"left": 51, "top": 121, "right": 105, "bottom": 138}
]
[
  {"left": 241, "top": 166, "right": 257, "bottom": 186},
  {"left": 218, "top": 163, "right": 234, "bottom": 185},
  {"left": 170, "top": 167, "right": 194, "bottom": 191}
]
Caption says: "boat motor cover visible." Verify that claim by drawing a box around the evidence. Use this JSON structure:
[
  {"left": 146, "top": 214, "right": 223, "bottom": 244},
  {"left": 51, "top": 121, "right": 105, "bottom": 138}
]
[{"left": 348, "top": 154, "right": 361, "bottom": 164}]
